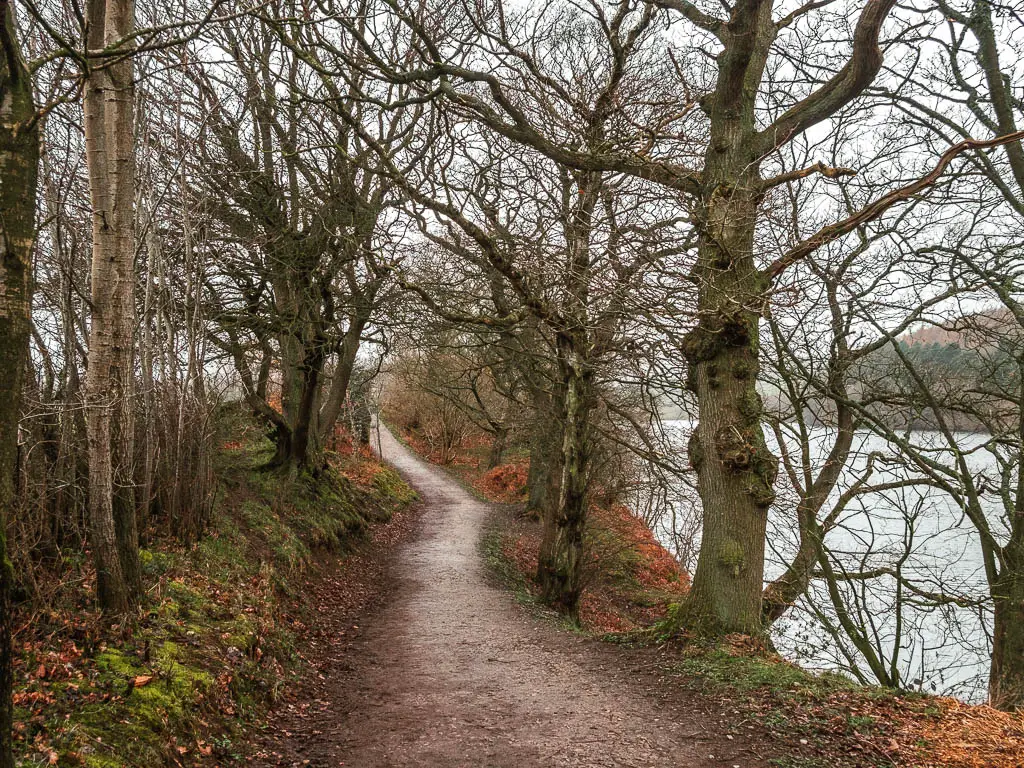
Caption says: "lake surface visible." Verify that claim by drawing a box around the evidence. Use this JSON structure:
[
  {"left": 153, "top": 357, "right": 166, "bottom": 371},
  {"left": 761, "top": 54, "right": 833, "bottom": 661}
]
[{"left": 648, "top": 421, "right": 998, "bottom": 703}]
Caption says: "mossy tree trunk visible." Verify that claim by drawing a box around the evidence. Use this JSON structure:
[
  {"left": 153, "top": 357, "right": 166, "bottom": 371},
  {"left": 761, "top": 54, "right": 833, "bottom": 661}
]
[
  {"left": 682, "top": 181, "right": 777, "bottom": 635},
  {"left": 536, "top": 333, "right": 593, "bottom": 617},
  {"left": 535, "top": 167, "right": 600, "bottom": 618},
  {"left": 266, "top": 253, "right": 330, "bottom": 475},
  {"left": 287, "top": 337, "right": 326, "bottom": 472},
  {"left": 486, "top": 424, "right": 509, "bottom": 470},
  {"left": 526, "top": 390, "right": 563, "bottom": 519},
  {"left": 679, "top": 2, "right": 779, "bottom": 635},
  {"left": 83, "top": 0, "right": 143, "bottom": 614},
  {"left": 0, "top": 2, "right": 39, "bottom": 763}
]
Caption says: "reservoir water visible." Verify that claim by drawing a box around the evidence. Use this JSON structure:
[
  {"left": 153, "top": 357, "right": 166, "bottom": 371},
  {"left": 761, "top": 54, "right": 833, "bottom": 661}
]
[{"left": 649, "top": 421, "right": 999, "bottom": 703}]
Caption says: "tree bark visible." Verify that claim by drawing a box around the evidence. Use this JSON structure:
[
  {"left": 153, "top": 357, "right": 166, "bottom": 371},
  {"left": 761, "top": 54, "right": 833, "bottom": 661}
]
[
  {"left": 83, "top": 0, "right": 142, "bottom": 614},
  {"left": 0, "top": 2, "right": 39, "bottom": 762},
  {"left": 669, "top": 0, "right": 781, "bottom": 636},
  {"left": 989, "top": 561, "right": 1024, "bottom": 710},
  {"left": 486, "top": 425, "right": 509, "bottom": 470},
  {"left": 526, "top": 391, "right": 562, "bottom": 520},
  {"left": 681, "top": 182, "right": 777, "bottom": 635},
  {"left": 536, "top": 335, "right": 593, "bottom": 617},
  {"left": 317, "top": 315, "right": 367, "bottom": 442},
  {"left": 288, "top": 341, "right": 326, "bottom": 471}
]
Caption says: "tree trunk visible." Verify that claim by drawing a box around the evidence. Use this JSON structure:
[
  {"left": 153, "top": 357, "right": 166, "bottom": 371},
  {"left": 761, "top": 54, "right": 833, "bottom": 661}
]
[
  {"left": 991, "top": 554, "right": 1024, "bottom": 710},
  {"left": 680, "top": 176, "right": 777, "bottom": 636},
  {"left": 536, "top": 336, "right": 593, "bottom": 617},
  {"left": 0, "top": 3, "right": 39, "bottom": 762},
  {"left": 672, "top": 3, "right": 780, "bottom": 635},
  {"left": 83, "top": 0, "right": 142, "bottom": 614},
  {"left": 486, "top": 425, "right": 508, "bottom": 470},
  {"left": 288, "top": 343, "right": 325, "bottom": 472},
  {"left": 526, "top": 399, "right": 562, "bottom": 520},
  {"left": 270, "top": 263, "right": 329, "bottom": 474},
  {"left": 317, "top": 317, "right": 366, "bottom": 442}
]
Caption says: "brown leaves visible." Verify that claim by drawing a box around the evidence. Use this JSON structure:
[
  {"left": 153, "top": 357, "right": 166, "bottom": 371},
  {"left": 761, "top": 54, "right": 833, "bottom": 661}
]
[{"left": 905, "top": 698, "right": 1024, "bottom": 768}]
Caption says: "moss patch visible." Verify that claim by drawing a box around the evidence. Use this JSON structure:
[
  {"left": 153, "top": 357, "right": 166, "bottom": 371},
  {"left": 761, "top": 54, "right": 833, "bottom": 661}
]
[{"left": 10, "top": 412, "right": 416, "bottom": 768}]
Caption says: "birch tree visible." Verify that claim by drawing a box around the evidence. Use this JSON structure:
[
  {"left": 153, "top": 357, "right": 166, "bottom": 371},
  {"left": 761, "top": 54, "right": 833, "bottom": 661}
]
[{"left": 83, "top": 0, "right": 142, "bottom": 613}]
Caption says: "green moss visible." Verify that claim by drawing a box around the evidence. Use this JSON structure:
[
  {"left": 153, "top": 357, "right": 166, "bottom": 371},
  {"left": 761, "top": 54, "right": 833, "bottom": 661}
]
[
  {"left": 746, "top": 475, "right": 778, "bottom": 507},
  {"left": 373, "top": 466, "right": 418, "bottom": 505},
  {"left": 95, "top": 648, "right": 144, "bottom": 677},
  {"left": 738, "top": 389, "right": 763, "bottom": 422},
  {"left": 138, "top": 548, "right": 173, "bottom": 576},
  {"left": 74, "top": 639, "right": 215, "bottom": 764},
  {"left": 481, "top": 528, "right": 537, "bottom": 608},
  {"left": 13, "top": 407, "right": 410, "bottom": 768},
  {"left": 718, "top": 538, "right": 745, "bottom": 576},
  {"left": 675, "top": 647, "right": 857, "bottom": 697},
  {"left": 732, "top": 359, "right": 755, "bottom": 380},
  {"left": 84, "top": 755, "right": 127, "bottom": 768},
  {"left": 680, "top": 325, "right": 720, "bottom": 364}
]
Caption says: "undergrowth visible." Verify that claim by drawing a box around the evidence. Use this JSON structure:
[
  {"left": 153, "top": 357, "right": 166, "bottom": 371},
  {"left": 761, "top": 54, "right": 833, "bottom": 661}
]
[{"left": 10, "top": 410, "right": 415, "bottom": 768}]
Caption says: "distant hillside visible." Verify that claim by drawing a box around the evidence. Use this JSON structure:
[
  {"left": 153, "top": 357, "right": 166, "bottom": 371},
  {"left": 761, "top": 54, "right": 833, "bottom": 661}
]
[{"left": 900, "top": 307, "right": 1018, "bottom": 349}]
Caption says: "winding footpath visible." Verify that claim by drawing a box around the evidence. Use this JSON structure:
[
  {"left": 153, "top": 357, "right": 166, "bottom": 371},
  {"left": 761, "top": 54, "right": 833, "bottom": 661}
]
[{"left": 251, "top": 426, "right": 765, "bottom": 767}]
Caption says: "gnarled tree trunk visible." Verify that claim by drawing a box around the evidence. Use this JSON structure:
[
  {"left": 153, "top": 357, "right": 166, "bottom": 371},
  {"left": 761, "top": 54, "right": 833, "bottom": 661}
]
[{"left": 682, "top": 179, "right": 777, "bottom": 635}]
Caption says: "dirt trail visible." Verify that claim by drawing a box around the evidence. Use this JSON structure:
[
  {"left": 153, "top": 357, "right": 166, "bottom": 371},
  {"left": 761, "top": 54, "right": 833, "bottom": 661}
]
[{"left": 251, "top": 427, "right": 765, "bottom": 767}]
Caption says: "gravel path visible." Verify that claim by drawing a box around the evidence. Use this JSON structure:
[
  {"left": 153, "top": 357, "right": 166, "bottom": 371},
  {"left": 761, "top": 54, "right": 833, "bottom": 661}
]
[{"left": 251, "top": 426, "right": 765, "bottom": 767}]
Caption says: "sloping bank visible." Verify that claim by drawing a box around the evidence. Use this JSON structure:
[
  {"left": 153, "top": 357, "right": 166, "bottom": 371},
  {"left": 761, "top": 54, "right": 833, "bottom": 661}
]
[
  {"left": 11, "top": 413, "right": 416, "bottom": 768},
  {"left": 394, "top": 424, "right": 1024, "bottom": 768}
]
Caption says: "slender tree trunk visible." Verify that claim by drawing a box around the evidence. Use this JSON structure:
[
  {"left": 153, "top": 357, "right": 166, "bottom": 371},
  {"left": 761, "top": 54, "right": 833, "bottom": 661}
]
[
  {"left": 84, "top": 0, "right": 142, "bottom": 614},
  {"left": 139, "top": 192, "right": 159, "bottom": 540},
  {"left": 761, "top": 505, "right": 821, "bottom": 625},
  {"left": 763, "top": 400, "right": 854, "bottom": 625},
  {"left": 536, "top": 335, "right": 593, "bottom": 617},
  {"left": 317, "top": 317, "right": 366, "bottom": 442},
  {"left": 0, "top": 3, "right": 39, "bottom": 763},
  {"left": 990, "top": 399, "right": 1024, "bottom": 711}
]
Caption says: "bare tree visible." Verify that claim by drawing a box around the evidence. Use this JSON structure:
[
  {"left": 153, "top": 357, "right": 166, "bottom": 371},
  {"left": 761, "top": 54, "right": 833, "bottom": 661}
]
[{"left": 354, "top": 0, "right": 1024, "bottom": 636}]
